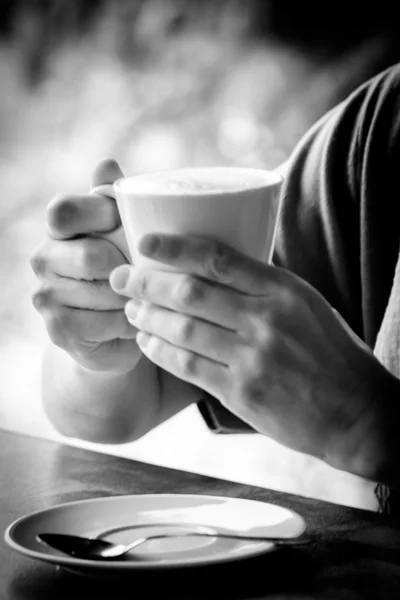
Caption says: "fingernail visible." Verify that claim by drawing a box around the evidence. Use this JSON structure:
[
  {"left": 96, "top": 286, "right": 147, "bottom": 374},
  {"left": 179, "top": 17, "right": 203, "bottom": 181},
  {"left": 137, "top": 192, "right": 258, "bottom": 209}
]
[
  {"left": 138, "top": 234, "right": 160, "bottom": 257},
  {"left": 110, "top": 266, "right": 130, "bottom": 291},
  {"left": 125, "top": 300, "right": 140, "bottom": 320}
]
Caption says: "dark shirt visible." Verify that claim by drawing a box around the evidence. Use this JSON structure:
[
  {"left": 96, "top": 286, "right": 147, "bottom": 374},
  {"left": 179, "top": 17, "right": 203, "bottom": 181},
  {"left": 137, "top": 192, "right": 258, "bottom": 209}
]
[{"left": 274, "top": 62, "right": 400, "bottom": 349}]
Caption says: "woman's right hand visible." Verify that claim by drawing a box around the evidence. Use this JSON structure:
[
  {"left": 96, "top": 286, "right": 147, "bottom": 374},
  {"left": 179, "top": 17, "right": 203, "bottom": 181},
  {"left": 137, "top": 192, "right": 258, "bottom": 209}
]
[{"left": 30, "top": 159, "right": 139, "bottom": 374}]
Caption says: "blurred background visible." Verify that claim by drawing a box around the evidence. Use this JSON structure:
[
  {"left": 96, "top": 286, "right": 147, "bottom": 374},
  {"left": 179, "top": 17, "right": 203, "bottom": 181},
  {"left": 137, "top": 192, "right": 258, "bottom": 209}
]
[{"left": 1, "top": 0, "right": 400, "bottom": 510}]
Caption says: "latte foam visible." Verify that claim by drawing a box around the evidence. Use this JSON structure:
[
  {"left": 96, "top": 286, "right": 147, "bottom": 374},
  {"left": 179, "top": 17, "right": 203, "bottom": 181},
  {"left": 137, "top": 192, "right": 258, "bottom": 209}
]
[{"left": 116, "top": 167, "right": 280, "bottom": 196}]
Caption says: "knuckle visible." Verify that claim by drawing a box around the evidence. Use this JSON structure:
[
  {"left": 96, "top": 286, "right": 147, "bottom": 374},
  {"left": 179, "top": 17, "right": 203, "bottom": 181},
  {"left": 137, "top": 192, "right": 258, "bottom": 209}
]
[
  {"left": 175, "top": 316, "right": 196, "bottom": 344},
  {"left": 235, "top": 352, "right": 267, "bottom": 407},
  {"left": 259, "top": 328, "right": 279, "bottom": 356},
  {"left": 278, "top": 287, "right": 296, "bottom": 311},
  {"left": 46, "top": 309, "right": 71, "bottom": 349},
  {"left": 243, "top": 300, "right": 280, "bottom": 344},
  {"left": 46, "top": 193, "right": 77, "bottom": 234},
  {"left": 132, "top": 301, "right": 147, "bottom": 327},
  {"left": 32, "top": 286, "right": 55, "bottom": 312},
  {"left": 243, "top": 347, "right": 266, "bottom": 378},
  {"left": 251, "top": 298, "right": 283, "bottom": 332},
  {"left": 240, "top": 378, "right": 267, "bottom": 407},
  {"left": 142, "top": 334, "right": 161, "bottom": 359},
  {"left": 135, "top": 272, "right": 149, "bottom": 300},
  {"left": 206, "top": 242, "right": 232, "bottom": 281},
  {"left": 79, "top": 240, "right": 106, "bottom": 276},
  {"left": 260, "top": 304, "right": 281, "bottom": 330},
  {"left": 176, "top": 275, "right": 204, "bottom": 308},
  {"left": 178, "top": 350, "right": 198, "bottom": 377},
  {"left": 29, "top": 246, "right": 48, "bottom": 278}
]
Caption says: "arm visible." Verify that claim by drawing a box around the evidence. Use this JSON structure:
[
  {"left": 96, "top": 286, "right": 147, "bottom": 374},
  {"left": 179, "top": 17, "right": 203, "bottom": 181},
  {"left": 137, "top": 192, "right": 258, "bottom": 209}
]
[
  {"left": 109, "top": 232, "right": 400, "bottom": 490},
  {"left": 106, "top": 63, "right": 400, "bottom": 493},
  {"left": 273, "top": 62, "right": 400, "bottom": 493},
  {"left": 32, "top": 159, "right": 199, "bottom": 444},
  {"left": 196, "top": 65, "right": 400, "bottom": 437}
]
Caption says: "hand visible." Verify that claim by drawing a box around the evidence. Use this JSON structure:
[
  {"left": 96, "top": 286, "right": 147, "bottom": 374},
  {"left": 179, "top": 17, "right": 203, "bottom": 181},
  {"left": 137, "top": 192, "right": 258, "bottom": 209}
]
[
  {"left": 110, "top": 233, "right": 387, "bottom": 467},
  {"left": 30, "top": 159, "right": 138, "bottom": 374}
]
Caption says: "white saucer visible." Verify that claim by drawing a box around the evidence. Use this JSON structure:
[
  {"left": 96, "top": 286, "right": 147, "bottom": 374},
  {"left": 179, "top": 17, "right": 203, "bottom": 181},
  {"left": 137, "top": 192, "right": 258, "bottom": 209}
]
[{"left": 5, "top": 493, "right": 306, "bottom": 572}]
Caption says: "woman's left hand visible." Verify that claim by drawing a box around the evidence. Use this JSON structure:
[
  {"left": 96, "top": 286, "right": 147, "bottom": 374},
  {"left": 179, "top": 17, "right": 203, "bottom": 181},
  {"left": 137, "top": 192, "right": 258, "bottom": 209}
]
[{"left": 110, "top": 233, "right": 386, "bottom": 468}]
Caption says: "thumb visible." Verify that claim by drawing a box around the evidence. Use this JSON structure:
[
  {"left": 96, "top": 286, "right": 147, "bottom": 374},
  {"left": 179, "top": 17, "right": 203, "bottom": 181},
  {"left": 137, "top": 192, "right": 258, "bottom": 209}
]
[
  {"left": 90, "top": 158, "right": 131, "bottom": 261},
  {"left": 90, "top": 158, "right": 125, "bottom": 190}
]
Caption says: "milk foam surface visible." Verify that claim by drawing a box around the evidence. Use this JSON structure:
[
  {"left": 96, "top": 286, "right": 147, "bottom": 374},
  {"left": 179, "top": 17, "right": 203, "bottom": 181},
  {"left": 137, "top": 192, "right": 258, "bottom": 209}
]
[{"left": 117, "top": 167, "right": 280, "bottom": 195}]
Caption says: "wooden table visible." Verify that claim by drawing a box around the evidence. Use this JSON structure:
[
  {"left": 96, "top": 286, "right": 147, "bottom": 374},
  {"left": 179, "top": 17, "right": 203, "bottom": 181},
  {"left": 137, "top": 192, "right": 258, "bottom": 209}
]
[{"left": 1, "top": 429, "right": 400, "bottom": 599}]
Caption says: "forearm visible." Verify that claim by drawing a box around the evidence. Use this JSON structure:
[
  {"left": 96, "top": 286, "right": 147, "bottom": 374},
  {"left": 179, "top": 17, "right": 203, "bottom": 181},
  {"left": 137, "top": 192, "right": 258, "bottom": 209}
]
[{"left": 41, "top": 344, "right": 160, "bottom": 444}]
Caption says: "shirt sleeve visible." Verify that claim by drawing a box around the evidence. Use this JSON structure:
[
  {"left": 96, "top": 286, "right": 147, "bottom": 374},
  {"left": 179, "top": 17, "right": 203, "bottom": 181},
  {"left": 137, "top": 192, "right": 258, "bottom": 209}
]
[{"left": 273, "top": 62, "right": 400, "bottom": 348}]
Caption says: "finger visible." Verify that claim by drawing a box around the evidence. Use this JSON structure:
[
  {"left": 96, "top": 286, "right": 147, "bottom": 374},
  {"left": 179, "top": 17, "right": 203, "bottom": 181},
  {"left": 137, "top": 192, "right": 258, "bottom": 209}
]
[
  {"left": 47, "top": 156, "right": 123, "bottom": 241},
  {"left": 32, "top": 237, "right": 127, "bottom": 280},
  {"left": 90, "top": 158, "right": 124, "bottom": 189},
  {"left": 71, "top": 308, "right": 137, "bottom": 343},
  {"left": 137, "top": 233, "right": 285, "bottom": 295},
  {"left": 70, "top": 338, "right": 139, "bottom": 374},
  {"left": 125, "top": 300, "right": 238, "bottom": 365},
  {"left": 111, "top": 266, "right": 247, "bottom": 330},
  {"left": 135, "top": 331, "right": 229, "bottom": 400},
  {"left": 51, "top": 278, "right": 127, "bottom": 310},
  {"left": 47, "top": 192, "right": 120, "bottom": 240},
  {"left": 44, "top": 307, "right": 137, "bottom": 353}
]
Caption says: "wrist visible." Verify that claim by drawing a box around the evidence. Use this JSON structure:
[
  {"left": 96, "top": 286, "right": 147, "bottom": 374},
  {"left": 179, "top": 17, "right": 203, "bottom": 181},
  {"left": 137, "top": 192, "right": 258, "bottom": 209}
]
[
  {"left": 42, "top": 345, "right": 145, "bottom": 443},
  {"left": 329, "top": 359, "right": 400, "bottom": 485}
]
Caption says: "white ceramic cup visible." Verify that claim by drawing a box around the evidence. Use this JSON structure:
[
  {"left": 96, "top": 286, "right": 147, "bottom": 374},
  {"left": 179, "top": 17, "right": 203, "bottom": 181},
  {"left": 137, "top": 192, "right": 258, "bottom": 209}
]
[{"left": 92, "top": 166, "right": 282, "bottom": 268}]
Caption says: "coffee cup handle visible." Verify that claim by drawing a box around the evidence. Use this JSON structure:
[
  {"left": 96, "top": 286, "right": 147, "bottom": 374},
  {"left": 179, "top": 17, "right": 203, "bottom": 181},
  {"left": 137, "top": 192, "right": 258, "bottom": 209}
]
[{"left": 89, "top": 183, "right": 131, "bottom": 262}]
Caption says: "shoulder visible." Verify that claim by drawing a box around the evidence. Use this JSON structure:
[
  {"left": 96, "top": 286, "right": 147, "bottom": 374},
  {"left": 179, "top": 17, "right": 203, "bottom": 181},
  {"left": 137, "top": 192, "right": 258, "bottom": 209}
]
[
  {"left": 298, "top": 62, "right": 400, "bottom": 150},
  {"left": 359, "top": 62, "right": 400, "bottom": 100},
  {"left": 283, "top": 62, "right": 400, "bottom": 198}
]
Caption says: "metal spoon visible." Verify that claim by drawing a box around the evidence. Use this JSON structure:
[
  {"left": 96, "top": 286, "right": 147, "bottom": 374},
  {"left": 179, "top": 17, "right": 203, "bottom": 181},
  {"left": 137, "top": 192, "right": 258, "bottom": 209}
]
[{"left": 37, "top": 528, "right": 310, "bottom": 560}]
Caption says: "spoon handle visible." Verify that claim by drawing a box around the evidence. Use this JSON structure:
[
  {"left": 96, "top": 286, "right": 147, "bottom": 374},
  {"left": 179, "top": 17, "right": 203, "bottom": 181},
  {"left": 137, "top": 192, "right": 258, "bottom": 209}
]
[{"left": 124, "top": 530, "right": 310, "bottom": 552}]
